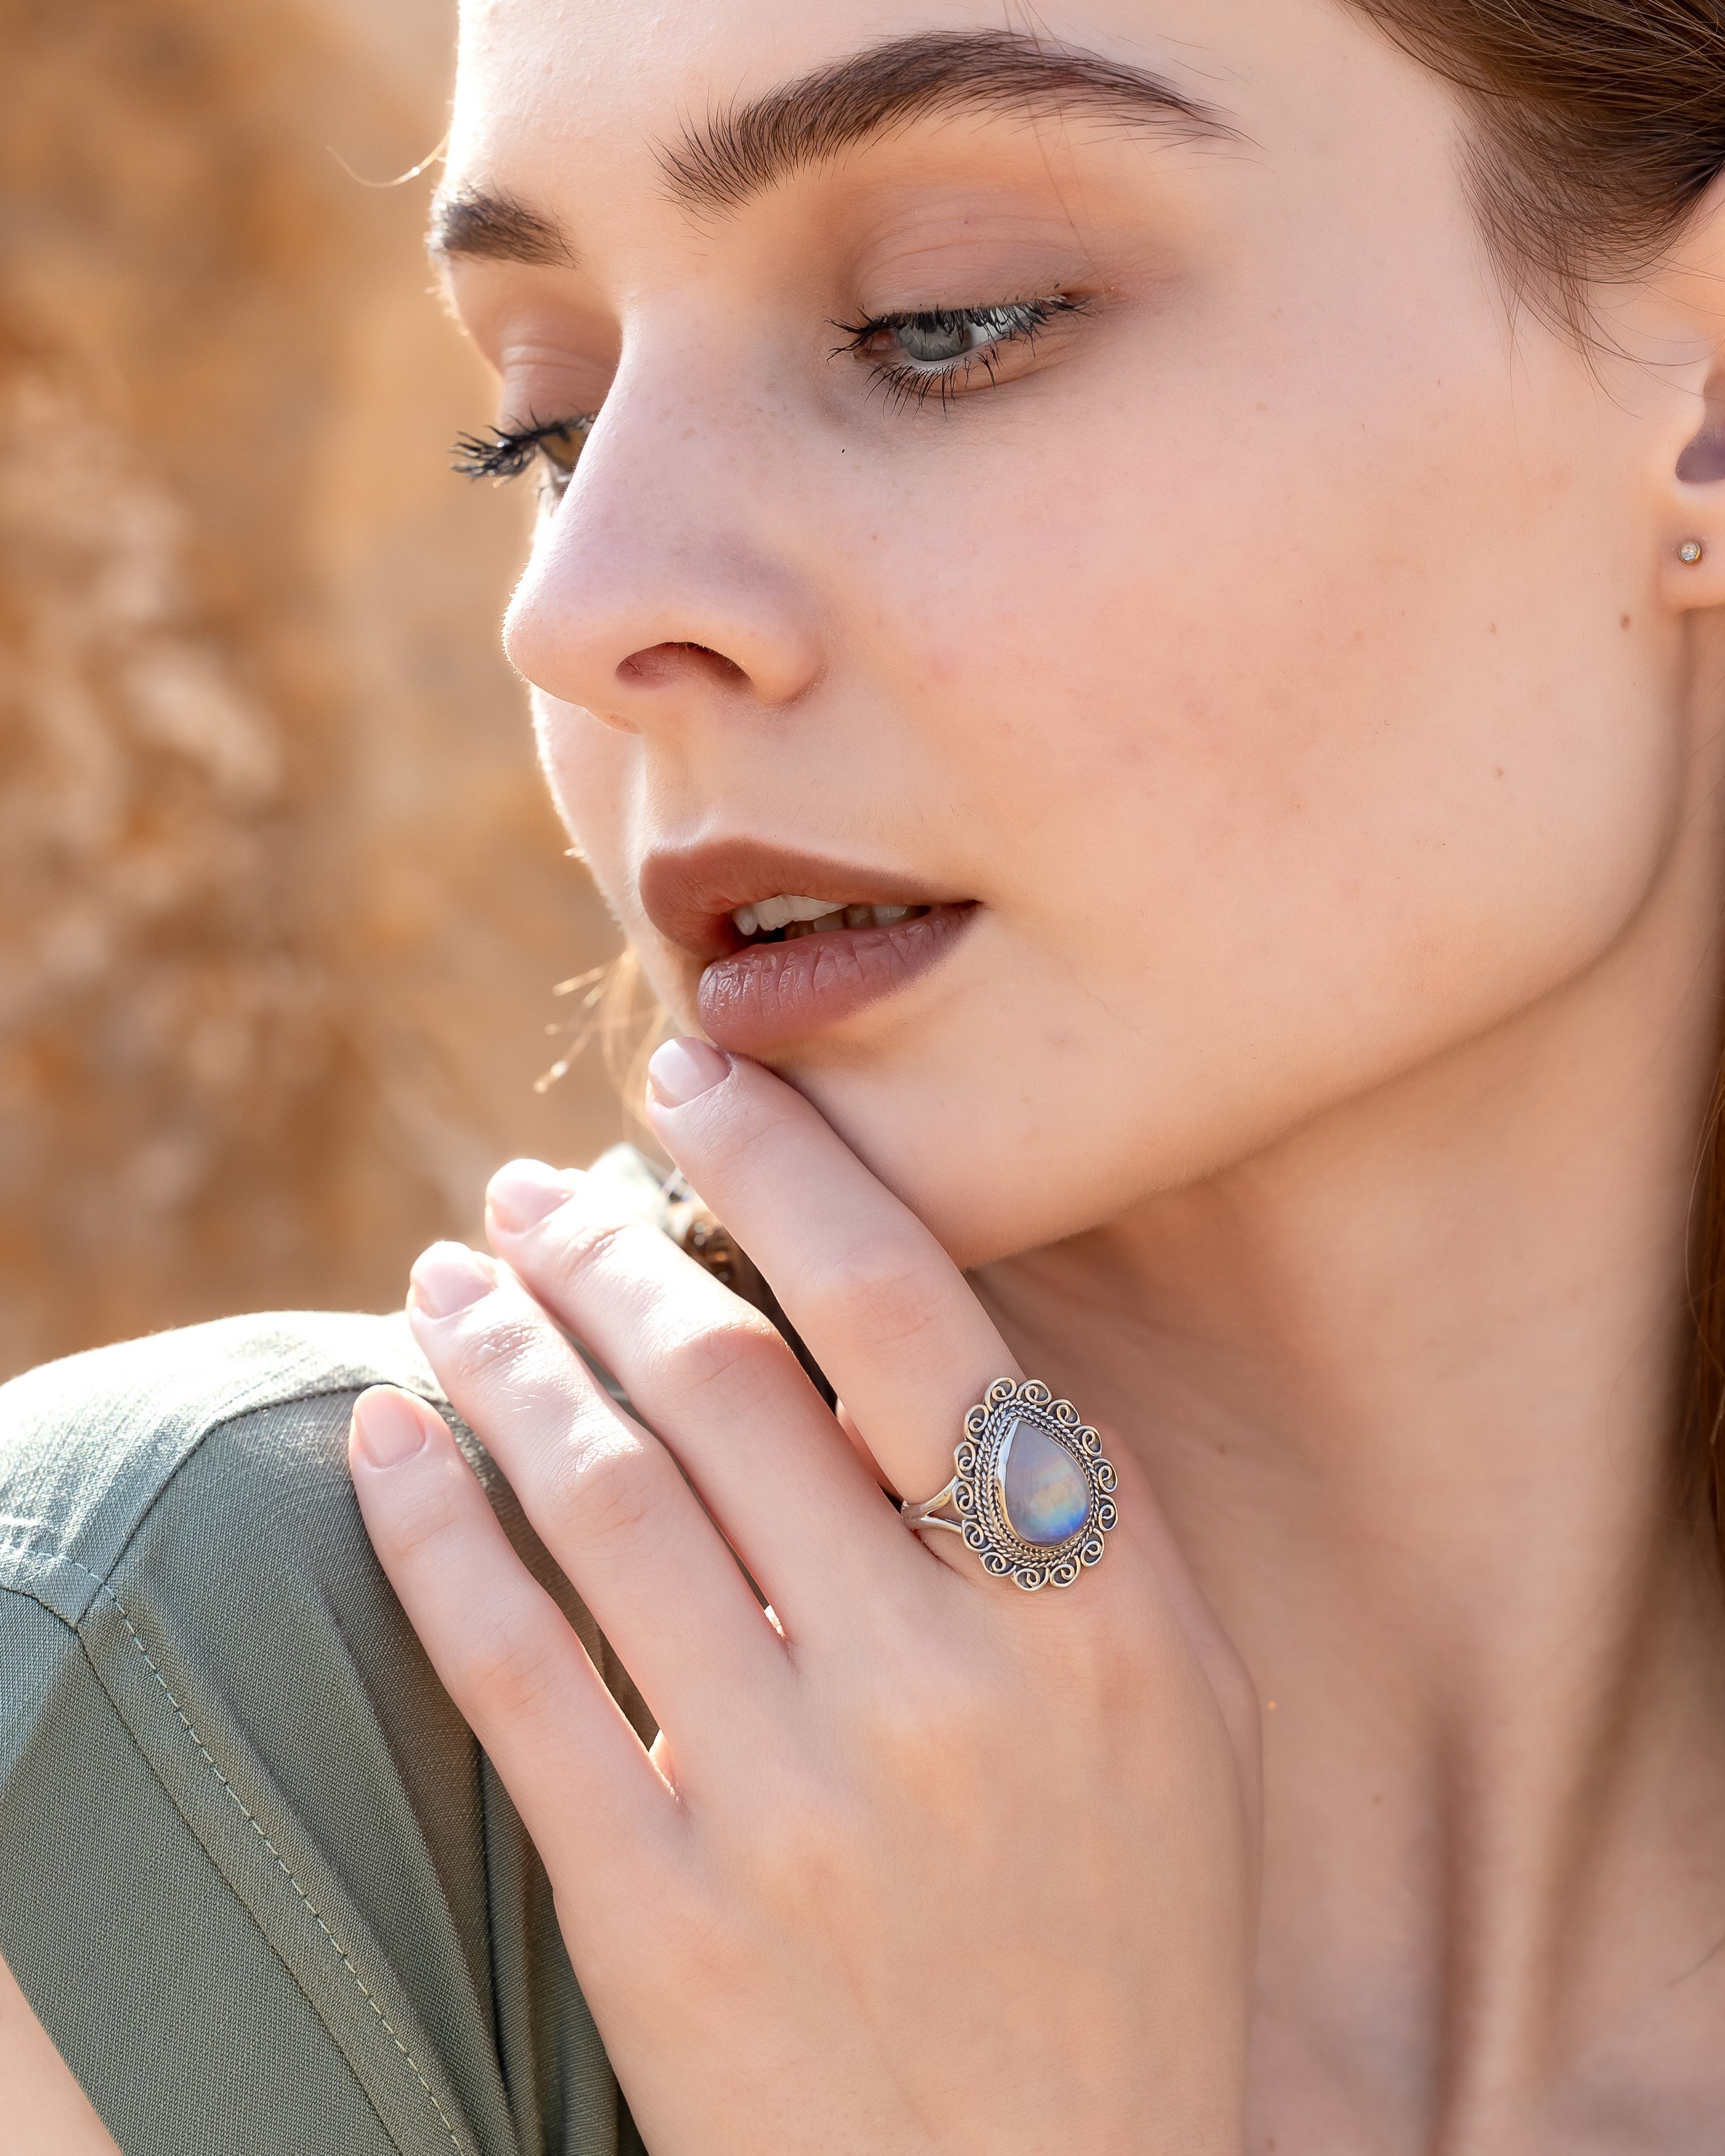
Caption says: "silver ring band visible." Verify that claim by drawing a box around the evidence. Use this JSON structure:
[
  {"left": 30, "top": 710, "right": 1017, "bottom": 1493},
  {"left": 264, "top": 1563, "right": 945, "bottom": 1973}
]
[
  {"left": 901, "top": 1377, "right": 1118, "bottom": 1591},
  {"left": 899, "top": 1480, "right": 965, "bottom": 1536}
]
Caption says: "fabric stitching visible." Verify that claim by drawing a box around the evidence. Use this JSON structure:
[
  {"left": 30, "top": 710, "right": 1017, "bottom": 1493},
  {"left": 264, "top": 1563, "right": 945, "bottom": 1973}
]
[{"left": 64, "top": 1556, "right": 468, "bottom": 2156}]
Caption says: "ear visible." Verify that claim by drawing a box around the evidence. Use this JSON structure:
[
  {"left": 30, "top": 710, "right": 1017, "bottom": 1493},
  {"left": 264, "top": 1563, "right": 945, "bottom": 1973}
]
[{"left": 1658, "top": 176, "right": 1725, "bottom": 614}]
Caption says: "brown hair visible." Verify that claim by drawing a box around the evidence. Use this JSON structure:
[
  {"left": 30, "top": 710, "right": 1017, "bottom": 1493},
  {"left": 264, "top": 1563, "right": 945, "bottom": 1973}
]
[
  {"left": 1349, "top": 3, "right": 1725, "bottom": 320},
  {"left": 1353, "top": 1, "right": 1725, "bottom": 1563}
]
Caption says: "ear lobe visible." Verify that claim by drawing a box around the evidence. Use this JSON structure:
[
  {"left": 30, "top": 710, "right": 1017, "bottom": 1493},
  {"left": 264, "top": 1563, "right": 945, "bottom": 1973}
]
[
  {"left": 1654, "top": 171, "right": 1725, "bottom": 612},
  {"left": 1665, "top": 373, "right": 1725, "bottom": 612}
]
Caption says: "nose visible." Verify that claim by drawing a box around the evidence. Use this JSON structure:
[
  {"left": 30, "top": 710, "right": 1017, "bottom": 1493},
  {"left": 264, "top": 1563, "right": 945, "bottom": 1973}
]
[{"left": 502, "top": 390, "right": 826, "bottom": 732}]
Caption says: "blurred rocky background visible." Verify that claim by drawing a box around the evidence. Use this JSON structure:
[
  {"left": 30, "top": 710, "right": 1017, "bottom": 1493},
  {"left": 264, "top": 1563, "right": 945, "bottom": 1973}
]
[{"left": 0, "top": 0, "right": 632, "bottom": 1379}]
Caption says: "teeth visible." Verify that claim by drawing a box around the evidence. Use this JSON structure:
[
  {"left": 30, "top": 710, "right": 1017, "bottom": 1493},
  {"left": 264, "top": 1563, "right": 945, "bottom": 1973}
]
[
  {"left": 753, "top": 894, "right": 832, "bottom": 932},
  {"left": 730, "top": 896, "right": 923, "bottom": 939}
]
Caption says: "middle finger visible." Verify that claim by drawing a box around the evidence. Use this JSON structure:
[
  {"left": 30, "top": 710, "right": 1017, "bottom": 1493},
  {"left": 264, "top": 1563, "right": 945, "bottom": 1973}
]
[{"left": 482, "top": 1162, "right": 921, "bottom": 1615}]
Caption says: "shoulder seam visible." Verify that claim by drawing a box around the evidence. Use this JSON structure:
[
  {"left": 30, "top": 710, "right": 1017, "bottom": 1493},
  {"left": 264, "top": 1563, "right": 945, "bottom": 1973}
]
[{"left": 60, "top": 1556, "right": 468, "bottom": 2155}]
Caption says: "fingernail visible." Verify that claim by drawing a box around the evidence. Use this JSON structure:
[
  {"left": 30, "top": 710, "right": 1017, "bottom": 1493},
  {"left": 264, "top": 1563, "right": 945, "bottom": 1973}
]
[
  {"left": 487, "top": 1158, "right": 573, "bottom": 1233},
  {"left": 410, "top": 1241, "right": 494, "bottom": 1317},
  {"left": 646, "top": 1037, "right": 731, "bottom": 1107},
  {"left": 352, "top": 1387, "right": 429, "bottom": 1469}
]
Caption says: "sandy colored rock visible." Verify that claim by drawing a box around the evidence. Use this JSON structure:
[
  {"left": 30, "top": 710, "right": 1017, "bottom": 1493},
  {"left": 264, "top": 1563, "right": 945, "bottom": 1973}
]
[{"left": 0, "top": 0, "right": 643, "bottom": 1377}]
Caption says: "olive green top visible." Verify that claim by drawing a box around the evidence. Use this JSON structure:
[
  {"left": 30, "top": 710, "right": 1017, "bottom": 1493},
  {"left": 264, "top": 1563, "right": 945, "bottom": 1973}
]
[{"left": 0, "top": 1298, "right": 664, "bottom": 2155}]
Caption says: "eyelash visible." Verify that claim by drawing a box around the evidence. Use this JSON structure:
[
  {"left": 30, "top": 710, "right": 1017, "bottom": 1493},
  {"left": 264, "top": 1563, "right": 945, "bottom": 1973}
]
[
  {"left": 831, "top": 293, "right": 1088, "bottom": 410},
  {"left": 452, "top": 413, "right": 593, "bottom": 493},
  {"left": 452, "top": 293, "right": 1084, "bottom": 487}
]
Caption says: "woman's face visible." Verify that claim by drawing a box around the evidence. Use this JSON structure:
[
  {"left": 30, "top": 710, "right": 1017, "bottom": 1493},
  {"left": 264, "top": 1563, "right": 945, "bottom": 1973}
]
[{"left": 442, "top": 0, "right": 1707, "bottom": 1262}]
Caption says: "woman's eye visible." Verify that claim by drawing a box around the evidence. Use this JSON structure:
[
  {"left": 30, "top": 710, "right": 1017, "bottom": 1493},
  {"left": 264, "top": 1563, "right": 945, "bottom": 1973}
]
[
  {"left": 453, "top": 296, "right": 1086, "bottom": 495},
  {"left": 895, "top": 312, "right": 997, "bottom": 365},
  {"left": 535, "top": 425, "right": 584, "bottom": 491},
  {"left": 451, "top": 415, "right": 593, "bottom": 498},
  {"left": 835, "top": 296, "right": 1086, "bottom": 407}
]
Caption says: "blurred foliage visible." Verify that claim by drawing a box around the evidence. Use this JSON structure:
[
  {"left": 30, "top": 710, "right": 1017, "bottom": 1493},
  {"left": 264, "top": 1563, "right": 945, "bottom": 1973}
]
[{"left": 0, "top": 0, "right": 627, "bottom": 1376}]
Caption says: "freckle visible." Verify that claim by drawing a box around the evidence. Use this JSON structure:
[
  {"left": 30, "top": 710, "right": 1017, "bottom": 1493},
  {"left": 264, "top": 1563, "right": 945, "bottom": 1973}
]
[
  {"left": 1620, "top": 613, "right": 1631, "bottom": 629},
  {"left": 1488, "top": 622, "right": 1498, "bottom": 634}
]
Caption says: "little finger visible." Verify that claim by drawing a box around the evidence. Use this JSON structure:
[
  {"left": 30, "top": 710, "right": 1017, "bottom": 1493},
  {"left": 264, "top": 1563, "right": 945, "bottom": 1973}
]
[{"left": 348, "top": 1385, "right": 674, "bottom": 1885}]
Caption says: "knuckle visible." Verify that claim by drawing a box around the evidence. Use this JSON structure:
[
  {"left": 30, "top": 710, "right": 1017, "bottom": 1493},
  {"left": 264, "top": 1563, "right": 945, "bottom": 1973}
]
[
  {"left": 1015, "top": 1599, "right": 1185, "bottom": 1738},
  {"left": 656, "top": 1313, "right": 792, "bottom": 1416},
  {"left": 450, "top": 1611, "right": 564, "bottom": 1725},
  {"left": 852, "top": 1658, "right": 1003, "bottom": 1789},
  {"left": 370, "top": 1453, "right": 471, "bottom": 1565},
  {"left": 686, "top": 1092, "right": 787, "bottom": 1181},
  {"left": 736, "top": 1776, "right": 861, "bottom": 1907},
  {"left": 802, "top": 1240, "right": 943, "bottom": 1354},
  {"left": 1066, "top": 1624, "right": 1160, "bottom": 1719},
  {"left": 455, "top": 1307, "right": 550, "bottom": 1384},
  {"left": 544, "top": 1207, "right": 644, "bottom": 1300},
  {"left": 546, "top": 1429, "right": 660, "bottom": 1545}
]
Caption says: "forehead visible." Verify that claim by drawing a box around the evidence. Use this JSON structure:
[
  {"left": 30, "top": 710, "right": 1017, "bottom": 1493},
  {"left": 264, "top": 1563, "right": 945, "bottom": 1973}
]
[
  {"left": 437, "top": 0, "right": 1472, "bottom": 310},
  {"left": 445, "top": 0, "right": 1243, "bottom": 206}
]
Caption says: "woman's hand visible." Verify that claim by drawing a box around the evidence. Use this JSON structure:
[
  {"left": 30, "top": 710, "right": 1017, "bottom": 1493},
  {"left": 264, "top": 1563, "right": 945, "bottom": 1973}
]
[{"left": 349, "top": 1042, "right": 1260, "bottom": 2156}]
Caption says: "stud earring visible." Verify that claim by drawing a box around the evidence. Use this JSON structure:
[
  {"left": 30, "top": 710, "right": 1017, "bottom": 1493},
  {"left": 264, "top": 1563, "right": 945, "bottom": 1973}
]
[{"left": 1679, "top": 539, "right": 1706, "bottom": 565}]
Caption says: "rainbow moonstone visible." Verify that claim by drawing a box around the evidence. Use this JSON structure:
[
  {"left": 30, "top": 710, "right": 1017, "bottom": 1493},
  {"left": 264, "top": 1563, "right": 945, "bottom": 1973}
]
[{"left": 999, "top": 1419, "right": 1089, "bottom": 1546}]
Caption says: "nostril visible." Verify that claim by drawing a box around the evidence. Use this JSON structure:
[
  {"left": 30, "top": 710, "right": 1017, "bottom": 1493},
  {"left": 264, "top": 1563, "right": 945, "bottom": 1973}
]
[{"left": 617, "top": 640, "right": 749, "bottom": 689}]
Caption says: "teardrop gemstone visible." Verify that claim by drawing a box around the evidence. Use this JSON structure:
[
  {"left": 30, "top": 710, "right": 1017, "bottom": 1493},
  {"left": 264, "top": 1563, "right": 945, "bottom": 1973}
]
[{"left": 999, "top": 1418, "right": 1090, "bottom": 1546}]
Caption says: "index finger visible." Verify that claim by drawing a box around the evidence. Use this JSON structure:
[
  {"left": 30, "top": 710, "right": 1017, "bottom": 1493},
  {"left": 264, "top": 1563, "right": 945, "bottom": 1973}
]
[{"left": 643, "top": 1039, "right": 1017, "bottom": 1510}]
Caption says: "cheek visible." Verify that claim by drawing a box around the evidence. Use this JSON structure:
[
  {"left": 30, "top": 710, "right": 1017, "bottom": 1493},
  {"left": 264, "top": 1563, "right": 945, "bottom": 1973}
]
[
  {"left": 825, "top": 322, "right": 1678, "bottom": 1201},
  {"left": 531, "top": 695, "right": 711, "bottom": 1024},
  {"left": 532, "top": 695, "right": 607, "bottom": 850},
  {"left": 532, "top": 698, "right": 637, "bottom": 911}
]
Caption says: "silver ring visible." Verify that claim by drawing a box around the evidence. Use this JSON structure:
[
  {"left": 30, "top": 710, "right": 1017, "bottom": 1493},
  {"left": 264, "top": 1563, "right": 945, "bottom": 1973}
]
[{"left": 901, "top": 1377, "right": 1118, "bottom": 1591}]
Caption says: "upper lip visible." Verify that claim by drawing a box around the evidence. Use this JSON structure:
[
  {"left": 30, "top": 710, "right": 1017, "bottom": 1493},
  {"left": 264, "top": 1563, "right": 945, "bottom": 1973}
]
[{"left": 640, "top": 839, "right": 972, "bottom": 960}]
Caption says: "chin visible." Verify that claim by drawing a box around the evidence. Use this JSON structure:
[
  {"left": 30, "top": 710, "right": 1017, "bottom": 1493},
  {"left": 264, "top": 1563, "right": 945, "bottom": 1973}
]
[{"left": 763, "top": 1052, "right": 1124, "bottom": 1268}]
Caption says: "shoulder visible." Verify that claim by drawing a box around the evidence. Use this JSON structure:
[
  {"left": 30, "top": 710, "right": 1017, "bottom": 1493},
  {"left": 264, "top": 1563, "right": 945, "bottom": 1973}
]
[{"left": 0, "top": 1309, "right": 439, "bottom": 1624}]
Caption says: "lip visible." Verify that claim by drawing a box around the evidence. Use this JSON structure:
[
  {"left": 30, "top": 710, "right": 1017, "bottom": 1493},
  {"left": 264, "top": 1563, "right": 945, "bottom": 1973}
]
[
  {"left": 638, "top": 838, "right": 977, "bottom": 1053},
  {"left": 639, "top": 840, "right": 972, "bottom": 960},
  {"left": 697, "top": 904, "right": 976, "bottom": 1054}
]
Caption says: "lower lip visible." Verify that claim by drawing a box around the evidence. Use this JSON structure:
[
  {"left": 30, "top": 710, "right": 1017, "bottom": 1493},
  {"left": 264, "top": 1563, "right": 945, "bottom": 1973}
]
[{"left": 696, "top": 904, "right": 976, "bottom": 1054}]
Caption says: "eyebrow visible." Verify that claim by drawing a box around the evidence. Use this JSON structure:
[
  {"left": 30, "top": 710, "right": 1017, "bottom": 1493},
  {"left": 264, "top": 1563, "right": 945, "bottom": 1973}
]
[
  {"left": 428, "top": 185, "right": 575, "bottom": 267},
  {"left": 430, "top": 28, "right": 1231, "bottom": 262},
  {"left": 662, "top": 28, "right": 1232, "bottom": 214}
]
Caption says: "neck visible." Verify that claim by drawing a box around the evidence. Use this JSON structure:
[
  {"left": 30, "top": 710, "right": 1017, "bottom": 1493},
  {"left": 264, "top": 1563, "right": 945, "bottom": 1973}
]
[{"left": 977, "top": 856, "right": 1725, "bottom": 2144}]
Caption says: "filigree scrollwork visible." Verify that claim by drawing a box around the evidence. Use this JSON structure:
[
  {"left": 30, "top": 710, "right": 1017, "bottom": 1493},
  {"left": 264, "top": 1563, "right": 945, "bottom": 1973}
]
[{"left": 913, "top": 1374, "right": 1119, "bottom": 1591}]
